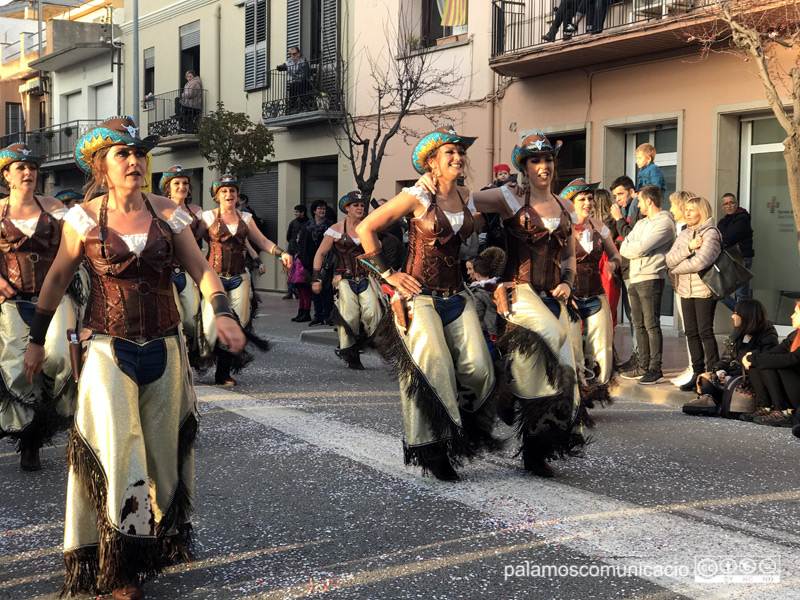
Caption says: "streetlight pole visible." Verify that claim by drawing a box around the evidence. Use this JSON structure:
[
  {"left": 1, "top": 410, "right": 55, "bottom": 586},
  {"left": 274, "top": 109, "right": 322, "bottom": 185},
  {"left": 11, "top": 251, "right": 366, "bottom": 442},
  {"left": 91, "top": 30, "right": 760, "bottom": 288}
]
[{"left": 132, "top": 0, "right": 139, "bottom": 125}]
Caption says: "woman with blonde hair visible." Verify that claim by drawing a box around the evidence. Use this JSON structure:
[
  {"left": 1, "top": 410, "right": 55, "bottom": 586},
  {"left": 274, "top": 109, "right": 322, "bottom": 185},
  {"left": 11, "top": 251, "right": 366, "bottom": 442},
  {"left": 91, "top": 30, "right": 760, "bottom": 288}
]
[
  {"left": 23, "top": 116, "right": 246, "bottom": 599},
  {"left": 668, "top": 189, "right": 697, "bottom": 387},
  {"left": 356, "top": 124, "right": 497, "bottom": 482},
  {"left": 666, "top": 195, "right": 723, "bottom": 393}
]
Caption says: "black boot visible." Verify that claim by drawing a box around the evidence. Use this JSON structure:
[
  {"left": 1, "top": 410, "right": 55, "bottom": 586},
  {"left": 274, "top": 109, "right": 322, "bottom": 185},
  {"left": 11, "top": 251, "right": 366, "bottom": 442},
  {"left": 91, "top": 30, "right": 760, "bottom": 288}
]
[
  {"left": 214, "top": 349, "right": 236, "bottom": 386},
  {"left": 295, "top": 309, "right": 311, "bottom": 323},
  {"left": 522, "top": 438, "right": 555, "bottom": 478},
  {"left": 291, "top": 309, "right": 303, "bottom": 322},
  {"left": 19, "top": 438, "right": 41, "bottom": 471},
  {"left": 420, "top": 443, "right": 460, "bottom": 481}
]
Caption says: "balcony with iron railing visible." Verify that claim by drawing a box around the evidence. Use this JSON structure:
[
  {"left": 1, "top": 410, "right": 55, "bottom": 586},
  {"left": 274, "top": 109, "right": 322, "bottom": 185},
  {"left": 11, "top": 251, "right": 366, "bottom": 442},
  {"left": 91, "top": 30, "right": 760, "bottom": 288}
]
[
  {"left": 141, "top": 88, "right": 209, "bottom": 147},
  {"left": 261, "top": 58, "right": 344, "bottom": 128},
  {"left": 490, "top": 0, "right": 720, "bottom": 77},
  {"left": 0, "top": 120, "right": 101, "bottom": 165}
]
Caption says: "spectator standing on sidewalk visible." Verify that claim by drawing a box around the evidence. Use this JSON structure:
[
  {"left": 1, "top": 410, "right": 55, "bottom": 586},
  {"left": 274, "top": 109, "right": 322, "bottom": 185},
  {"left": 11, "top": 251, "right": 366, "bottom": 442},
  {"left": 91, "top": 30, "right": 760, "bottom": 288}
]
[
  {"left": 609, "top": 175, "right": 641, "bottom": 370},
  {"left": 717, "top": 193, "right": 754, "bottom": 311},
  {"left": 666, "top": 196, "right": 723, "bottom": 392},
  {"left": 298, "top": 200, "right": 334, "bottom": 326},
  {"left": 619, "top": 185, "right": 676, "bottom": 385},
  {"left": 593, "top": 188, "right": 621, "bottom": 329},
  {"left": 285, "top": 204, "right": 308, "bottom": 300}
]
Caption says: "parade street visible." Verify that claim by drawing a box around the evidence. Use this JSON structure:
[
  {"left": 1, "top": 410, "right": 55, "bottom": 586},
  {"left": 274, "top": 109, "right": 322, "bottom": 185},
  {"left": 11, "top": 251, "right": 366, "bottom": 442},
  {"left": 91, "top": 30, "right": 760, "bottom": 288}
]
[{"left": 2, "top": 293, "right": 799, "bottom": 600}]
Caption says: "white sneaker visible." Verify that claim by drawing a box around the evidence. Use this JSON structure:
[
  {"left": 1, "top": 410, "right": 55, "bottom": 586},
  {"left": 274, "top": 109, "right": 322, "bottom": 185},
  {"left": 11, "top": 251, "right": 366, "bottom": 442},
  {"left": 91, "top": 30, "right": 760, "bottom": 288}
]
[{"left": 671, "top": 365, "right": 693, "bottom": 387}]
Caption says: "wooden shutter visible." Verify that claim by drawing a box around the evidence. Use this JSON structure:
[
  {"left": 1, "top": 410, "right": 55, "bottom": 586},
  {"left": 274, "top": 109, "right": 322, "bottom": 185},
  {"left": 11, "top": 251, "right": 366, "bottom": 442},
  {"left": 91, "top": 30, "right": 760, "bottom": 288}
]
[
  {"left": 244, "top": 0, "right": 269, "bottom": 91},
  {"left": 287, "top": 0, "right": 300, "bottom": 51},
  {"left": 320, "top": 0, "right": 338, "bottom": 95}
]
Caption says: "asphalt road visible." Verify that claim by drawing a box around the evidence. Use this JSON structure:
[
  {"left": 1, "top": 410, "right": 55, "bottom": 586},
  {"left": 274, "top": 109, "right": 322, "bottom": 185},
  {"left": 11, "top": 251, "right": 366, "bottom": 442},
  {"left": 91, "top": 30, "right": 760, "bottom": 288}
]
[{"left": 2, "top": 292, "right": 799, "bottom": 600}]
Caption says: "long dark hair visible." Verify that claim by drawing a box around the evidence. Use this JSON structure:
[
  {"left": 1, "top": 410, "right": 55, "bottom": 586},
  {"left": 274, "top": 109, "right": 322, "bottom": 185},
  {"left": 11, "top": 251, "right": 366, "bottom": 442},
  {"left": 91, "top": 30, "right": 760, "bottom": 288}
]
[{"left": 734, "top": 299, "right": 768, "bottom": 335}]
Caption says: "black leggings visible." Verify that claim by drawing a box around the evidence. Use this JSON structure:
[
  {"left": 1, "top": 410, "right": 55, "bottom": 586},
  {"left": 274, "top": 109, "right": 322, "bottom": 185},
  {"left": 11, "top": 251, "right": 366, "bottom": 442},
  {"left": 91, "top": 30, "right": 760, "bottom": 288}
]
[{"left": 681, "top": 296, "right": 719, "bottom": 373}]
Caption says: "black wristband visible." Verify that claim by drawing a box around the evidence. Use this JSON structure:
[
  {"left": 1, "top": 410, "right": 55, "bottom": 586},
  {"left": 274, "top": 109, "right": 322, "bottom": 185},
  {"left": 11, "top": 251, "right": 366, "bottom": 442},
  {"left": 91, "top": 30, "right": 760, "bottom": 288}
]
[
  {"left": 29, "top": 307, "right": 54, "bottom": 346},
  {"left": 311, "top": 269, "right": 322, "bottom": 282},
  {"left": 560, "top": 268, "right": 576, "bottom": 289},
  {"left": 210, "top": 291, "right": 232, "bottom": 316},
  {"left": 358, "top": 250, "right": 390, "bottom": 277}
]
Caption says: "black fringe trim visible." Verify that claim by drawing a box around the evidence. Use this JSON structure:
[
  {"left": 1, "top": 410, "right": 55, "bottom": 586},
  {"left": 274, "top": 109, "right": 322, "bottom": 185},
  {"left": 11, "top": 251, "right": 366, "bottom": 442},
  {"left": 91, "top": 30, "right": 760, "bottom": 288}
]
[
  {"left": 403, "top": 437, "right": 470, "bottom": 471},
  {"left": 61, "top": 546, "right": 100, "bottom": 598},
  {"left": 331, "top": 304, "right": 359, "bottom": 342},
  {"left": 335, "top": 345, "right": 362, "bottom": 366},
  {"left": 372, "top": 311, "right": 474, "bottom": 461},
  {"left": 460, "top": 384, "right": 506, "bottom": 454},
  {"left": 155, "top": 413, "right": 197, "bottom": 565},
  {"left": 580, "top": 374, "right": 617, "bottom": 410},
  {"left": 63, "top": 419, "right": 195, "bottom": 595},
  {"left": 496, "top": 323, "right": 567, "bottom": 394},
  {"left": 0, "top": 381, "right": 73, "bottom": 451}
]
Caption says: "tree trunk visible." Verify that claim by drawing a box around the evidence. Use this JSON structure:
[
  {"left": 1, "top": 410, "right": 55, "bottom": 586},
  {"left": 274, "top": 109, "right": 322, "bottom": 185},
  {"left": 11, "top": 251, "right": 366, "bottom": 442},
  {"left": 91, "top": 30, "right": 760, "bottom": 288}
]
[{"left": 783, "top": 133, "right": 800, "bottom": 257}]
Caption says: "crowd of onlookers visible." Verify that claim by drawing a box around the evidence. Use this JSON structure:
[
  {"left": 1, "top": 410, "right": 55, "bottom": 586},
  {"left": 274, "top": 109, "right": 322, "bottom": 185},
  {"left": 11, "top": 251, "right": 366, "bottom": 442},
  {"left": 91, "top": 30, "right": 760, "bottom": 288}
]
[{"left": 279, "top": 141, "right": 799, "bottom": 438}]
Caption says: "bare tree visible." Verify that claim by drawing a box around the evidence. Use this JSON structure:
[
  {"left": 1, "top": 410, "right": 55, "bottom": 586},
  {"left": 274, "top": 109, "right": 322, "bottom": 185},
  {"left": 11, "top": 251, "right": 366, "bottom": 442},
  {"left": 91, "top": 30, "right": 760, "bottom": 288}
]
[
  {"left": 689, "top": 0, "right": 800, "bottom": 254},
  {"left": 329, "top": 19, "right": 464, "bottom": 200}
]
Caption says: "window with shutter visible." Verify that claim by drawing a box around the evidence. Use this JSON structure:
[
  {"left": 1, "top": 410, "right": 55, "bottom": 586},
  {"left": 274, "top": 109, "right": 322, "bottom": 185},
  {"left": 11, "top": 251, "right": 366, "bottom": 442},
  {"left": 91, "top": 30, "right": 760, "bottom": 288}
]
[
  {"left": 144, "top": 47, "right": 155, "bottom": 96},
  {"left": 244, "top": 0, "right": 269, "bottom": 92}
]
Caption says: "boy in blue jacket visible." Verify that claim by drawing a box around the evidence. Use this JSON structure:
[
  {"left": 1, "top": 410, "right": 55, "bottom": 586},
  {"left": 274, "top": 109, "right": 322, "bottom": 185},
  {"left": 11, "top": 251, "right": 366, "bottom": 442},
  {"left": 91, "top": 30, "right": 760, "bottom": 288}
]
[{"left": 635, "top": 143, "right": 666, "bottom": 196}]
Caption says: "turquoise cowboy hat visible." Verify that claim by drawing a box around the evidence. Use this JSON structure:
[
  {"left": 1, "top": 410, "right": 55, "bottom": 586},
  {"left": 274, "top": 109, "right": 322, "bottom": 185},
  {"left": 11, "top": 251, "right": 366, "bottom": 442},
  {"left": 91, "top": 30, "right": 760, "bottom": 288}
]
[
  {"left": 411, "top": 124, "right": 477, "bottom": 175},
  {"left": 74, "top": 115, "right": 160, "bottom": 174},
  {"left": 0, "top": 143, "right": 43, "bottom": 172},
  {"left": 339, "top": 190, "right": 365, "bottom": 213},
  {"left": 54, "top": 188, "right": 84, "bottom": 203},
  {"left": 560, "top": 178, "right": 600, "bottom": 202},
  {"left": 510, "top": 133, "right": 562, "bottom": 172},
  {"left": 211, "top": 173, "right": 242, "bottom": 200},
  {"left": 159, "top": 164, "right": 194, "bottom": 194}
]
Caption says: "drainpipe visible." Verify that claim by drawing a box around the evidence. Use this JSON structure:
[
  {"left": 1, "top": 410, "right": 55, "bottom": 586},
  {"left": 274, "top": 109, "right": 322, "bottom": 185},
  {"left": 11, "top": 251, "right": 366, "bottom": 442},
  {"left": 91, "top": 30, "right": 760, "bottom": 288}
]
[
  {"left": 486, "top": 28, "right": 496, "bottom": 181},
  {"left": 132, "top": 0, "right": 139, "bottom": 125}
]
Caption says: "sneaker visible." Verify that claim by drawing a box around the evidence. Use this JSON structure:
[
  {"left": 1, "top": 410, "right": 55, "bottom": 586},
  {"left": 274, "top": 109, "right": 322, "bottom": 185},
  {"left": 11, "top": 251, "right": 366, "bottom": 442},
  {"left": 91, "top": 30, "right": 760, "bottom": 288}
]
[
  {"left": 620, "top": 366, "right": 646, "bottom": 380},
  {"left": 308, "top": 319, "right": 324, "bottom": 326},
  {"left": 739, "top": 407, "right": 771, "bottom": 422},
  {"left": 671, "top": 365, "right": 694, "bottom": 387},
  {"left": 638, "top": 370, "right": 664, "bottom": 385},
  {"left": 617, "top": 354, "right": 639, "bottom": 372},
  {"left": 682, "top": 394, "right": 718, "bottom": 417},
  {"left": 564, "top": 24, "right": 577, "bottom": 38},
  {"left": 754, "top": 410, "right": 793, "bottom": 427}
]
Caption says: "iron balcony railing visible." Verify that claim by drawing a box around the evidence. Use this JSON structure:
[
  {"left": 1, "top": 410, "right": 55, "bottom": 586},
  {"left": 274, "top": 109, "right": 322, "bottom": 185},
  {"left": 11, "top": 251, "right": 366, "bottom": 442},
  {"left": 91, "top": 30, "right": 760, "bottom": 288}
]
[
  {"left": 142, "top": 88, "right": 209, "bottom": 137},
  {"left": 491, "top": 0, "right": 711, "bottom": 57},
  {"left": 0, "top": 120, "right": 101, "bottom": 163},
  {"left": 262, "top": 58, "right": 343, "bottom": 122}
]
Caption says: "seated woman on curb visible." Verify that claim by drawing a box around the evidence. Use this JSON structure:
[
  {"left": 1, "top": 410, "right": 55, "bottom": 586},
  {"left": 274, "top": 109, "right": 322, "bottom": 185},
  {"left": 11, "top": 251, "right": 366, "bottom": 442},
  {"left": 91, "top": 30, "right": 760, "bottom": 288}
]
[
  {"left": 741, "top": 300, "right": 800, "bottom": 432},
  {"left": 682, "top": 299, "right": 777, "bottom": 417}
]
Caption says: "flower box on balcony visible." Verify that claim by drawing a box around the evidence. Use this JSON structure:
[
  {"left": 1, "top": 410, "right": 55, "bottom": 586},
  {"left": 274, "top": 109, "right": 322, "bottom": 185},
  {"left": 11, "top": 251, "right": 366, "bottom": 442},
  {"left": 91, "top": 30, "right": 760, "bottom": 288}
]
[{"left": 436, "top": 33, "right": 467, "bottom": 46}]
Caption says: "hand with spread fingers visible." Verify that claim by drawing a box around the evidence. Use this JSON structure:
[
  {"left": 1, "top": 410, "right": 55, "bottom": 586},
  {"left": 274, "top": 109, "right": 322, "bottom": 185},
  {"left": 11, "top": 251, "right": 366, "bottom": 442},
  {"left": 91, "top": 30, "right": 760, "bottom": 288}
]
[{"left": 385, "top": 271, "right": 422, "bottom": 299}]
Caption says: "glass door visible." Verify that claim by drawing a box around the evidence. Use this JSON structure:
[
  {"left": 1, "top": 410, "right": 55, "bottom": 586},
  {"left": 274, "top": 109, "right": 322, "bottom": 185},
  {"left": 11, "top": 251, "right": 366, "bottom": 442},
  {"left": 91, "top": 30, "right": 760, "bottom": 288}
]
[
  {"left": 740, "top": 117, "right": 799, "bottom": 334},
  {"left": 625, "top": 124, "right": 679, "bottom": 324}
]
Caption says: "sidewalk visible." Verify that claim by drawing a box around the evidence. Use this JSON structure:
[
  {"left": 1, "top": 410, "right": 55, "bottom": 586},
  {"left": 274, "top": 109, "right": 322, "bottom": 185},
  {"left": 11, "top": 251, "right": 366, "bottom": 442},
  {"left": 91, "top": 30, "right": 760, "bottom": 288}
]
[{"left": 262, "top": 292, "right": 700, "bottom": 408}]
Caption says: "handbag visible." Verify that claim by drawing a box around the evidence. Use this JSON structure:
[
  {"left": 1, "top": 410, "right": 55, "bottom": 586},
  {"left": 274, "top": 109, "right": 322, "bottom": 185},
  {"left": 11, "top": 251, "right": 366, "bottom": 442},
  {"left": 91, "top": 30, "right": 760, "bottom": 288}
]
[
  {"left": 288, "top": 256, "right": 309, "bottom": 284},
  {"left": 720, "top": 372, "right": 757, "bottom": 418},
  {"left": 698, "top": 232, "right": 753, "bottom": 299}
]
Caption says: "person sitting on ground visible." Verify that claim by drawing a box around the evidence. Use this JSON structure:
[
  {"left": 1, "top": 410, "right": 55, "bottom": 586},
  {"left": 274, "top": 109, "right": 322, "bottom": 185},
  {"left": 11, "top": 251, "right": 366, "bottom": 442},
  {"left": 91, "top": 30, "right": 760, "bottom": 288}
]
[
  {"left": 741, "top": 300, "right": 800, "bottom": 432},
  {"left": 466, "top": 247, "right": 506, "bottom": 359},
  {"left": 682, "top": 299, "right": 777, "bottom": 417}
]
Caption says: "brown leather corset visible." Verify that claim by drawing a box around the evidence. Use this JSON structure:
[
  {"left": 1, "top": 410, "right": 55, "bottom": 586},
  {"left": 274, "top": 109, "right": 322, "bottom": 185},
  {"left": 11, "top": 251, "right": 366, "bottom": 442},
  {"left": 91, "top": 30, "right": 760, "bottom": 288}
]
[
  {"left": 207, "top": 210, "right": 248, "bottom": 275},
  {"left": 403, "top": 194, "right": 473, "bottom": 291},
  {"left": 503, "top": 193, "right": 572, "bottom": 291},
  {"left": 84, "top": 196, "right": 181, "bottom": 338},
  {"left": 335, "top": 222, "right": 369, "bottom": 279},
  {"left": 0, "top": 199, "right": 61, "bottom": 293},
  {"left": 574, "top": 224, "right": 605, "bottom": 298}
]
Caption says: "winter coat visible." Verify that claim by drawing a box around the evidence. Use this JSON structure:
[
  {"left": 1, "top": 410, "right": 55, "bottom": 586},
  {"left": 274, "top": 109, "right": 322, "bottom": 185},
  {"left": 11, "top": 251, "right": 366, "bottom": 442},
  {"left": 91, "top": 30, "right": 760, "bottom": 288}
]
[
  {"left": 297, "top": 216, "right": 334, "bottom": 271},
  {"left": 714, "top": 323, "right": 779, "bottom": 376},
  {"left": 717, "top": 208, "right": 754, "bottom": 258},
  {"left": 636, "top": 162, "right": 666, "bottom": 195},
  {"left": 665, "top": 217, "right": 722, "bottom": 299},
  {"left": 749, "top": 330, "right": 800, "bottom": 371},
  {"left": 619, "top": 210, "right": 676, "bottom": 283},
  {"left": 286, "top": 216, "right": 309, "bottom": 255},
  {"left": 469, "top": 281, "right": 503, "bottom": 338}
]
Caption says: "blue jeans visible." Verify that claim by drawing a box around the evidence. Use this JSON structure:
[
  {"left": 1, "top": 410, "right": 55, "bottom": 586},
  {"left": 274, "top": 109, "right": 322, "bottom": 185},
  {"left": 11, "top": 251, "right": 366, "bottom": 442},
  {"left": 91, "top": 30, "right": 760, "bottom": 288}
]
[
  {"left": 720, "top": 257, "right": 753, "bottom": 311},
  {"left": 621, "top": 279, "right": 638, "bottom": 353},
  {"left": 313, "top": 286, "right": 334, "bottom": 320}
]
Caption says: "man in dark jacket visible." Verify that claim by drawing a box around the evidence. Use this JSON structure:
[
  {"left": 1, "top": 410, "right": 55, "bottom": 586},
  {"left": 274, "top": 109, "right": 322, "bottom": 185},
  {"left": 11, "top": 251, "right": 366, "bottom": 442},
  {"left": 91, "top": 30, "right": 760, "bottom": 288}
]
[
  {"left": 717, "top": 193, "right": 754, "bottom": 311},
  {"left": 298, "top": 200, "right": 335, "bottom": 325}
]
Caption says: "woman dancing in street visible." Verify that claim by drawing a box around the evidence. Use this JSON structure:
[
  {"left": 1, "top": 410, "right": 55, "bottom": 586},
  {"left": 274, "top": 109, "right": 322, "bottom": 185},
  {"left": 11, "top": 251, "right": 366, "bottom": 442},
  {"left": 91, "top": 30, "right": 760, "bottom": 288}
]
[
  {"left": 0, "top": 143, "right": 80, "bottom": 471},
  {"left": 199, "top": 174, "right": 292, "bottom": 385},
  {"left": 356, "top": 125, "right": 497, "bottom": 482},
  {"left": 160, "top": 165, "right": 205, "bottom": 359},
  {"left": 562, "top": 178, "right": 621, "bottom": 408},
  {"left": 312, "top": 190, "right": 385, "bottom": 370},
  {"left": 22, "top": 116, "right": 246, "bottom": 599},
  {"left": 456, "top": 134, "right": 585, "bottom": 478}
]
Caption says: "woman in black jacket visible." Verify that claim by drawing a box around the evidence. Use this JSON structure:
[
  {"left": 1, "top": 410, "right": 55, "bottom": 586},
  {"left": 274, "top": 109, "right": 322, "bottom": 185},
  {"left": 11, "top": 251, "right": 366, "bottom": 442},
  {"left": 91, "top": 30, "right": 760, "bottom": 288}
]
[
  {"left": 683, "top": 299, "right": 778, "bottom": 416},
  {"left": 742, "top": 300, "right": 800, "bottom": 430}
]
